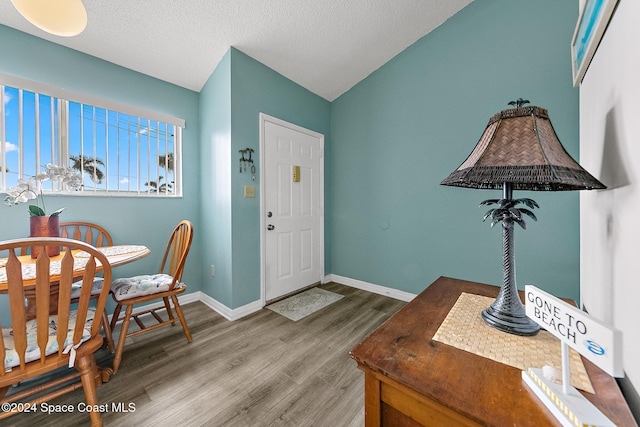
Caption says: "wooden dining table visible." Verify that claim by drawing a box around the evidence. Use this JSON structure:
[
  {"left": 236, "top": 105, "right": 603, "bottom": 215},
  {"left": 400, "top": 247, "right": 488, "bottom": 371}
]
[{"left": 0, "top": 244, "right": 151, "bottom": 320}]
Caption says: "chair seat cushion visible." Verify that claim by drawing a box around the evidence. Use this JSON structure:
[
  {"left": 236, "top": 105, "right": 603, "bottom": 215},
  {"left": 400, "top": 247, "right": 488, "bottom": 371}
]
[
  {"left": 3, "top": 309, "right": 95, "bottom": 370},
  {"left": 111, "top": 274, "right": 182, "bottom": 301},
  {"left": 70, "top": 277, "right": 104, "bottom": 299}
]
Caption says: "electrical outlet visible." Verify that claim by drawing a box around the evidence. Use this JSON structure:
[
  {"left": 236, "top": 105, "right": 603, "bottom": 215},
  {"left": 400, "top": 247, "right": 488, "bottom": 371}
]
[{"left": 210, "top": 264, "right": 215, "bottom": 277}]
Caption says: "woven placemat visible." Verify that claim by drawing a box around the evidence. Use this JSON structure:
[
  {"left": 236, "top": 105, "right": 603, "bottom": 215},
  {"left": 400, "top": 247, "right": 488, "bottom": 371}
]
[
  {"left": 0, "top": 257, "right": 91, "bottom": 284},
  {"left": 433, "top": 292, "right": 594, "bottom": 393},
  {"left": 75, "top": 245, "right": 148, "bottom": 257}
]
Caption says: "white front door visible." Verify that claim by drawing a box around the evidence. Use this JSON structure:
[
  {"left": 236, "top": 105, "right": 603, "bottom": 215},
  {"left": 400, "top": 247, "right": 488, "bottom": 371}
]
[{"left": 260, "top": 114, "right": 324, "bottom": 302}]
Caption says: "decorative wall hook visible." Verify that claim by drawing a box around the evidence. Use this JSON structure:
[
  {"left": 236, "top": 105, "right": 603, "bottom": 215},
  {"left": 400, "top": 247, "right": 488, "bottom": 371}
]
[{"left": 239, "top": 148, "right": 256, "bottom": 180}]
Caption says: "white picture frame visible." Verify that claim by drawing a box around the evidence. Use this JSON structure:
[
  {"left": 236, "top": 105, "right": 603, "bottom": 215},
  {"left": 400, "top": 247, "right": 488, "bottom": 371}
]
[{"left": 571, "top": 0, "right": 620, "bottom": 86}]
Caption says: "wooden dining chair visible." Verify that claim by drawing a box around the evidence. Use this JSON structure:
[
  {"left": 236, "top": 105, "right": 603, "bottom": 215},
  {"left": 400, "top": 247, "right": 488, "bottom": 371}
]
[
  {"left": 109, "top": 220, "right": 194, "bottom": 374},
  {"left": 61, "top": 222, "right": 116, "bottom": 353},
  {"left": 59, "top": 221, "right": 113, "bottom": 247},
  {"left": 20, "top": 221, "right": 113, "bottom": 256},
  {"left": 0, "top": 237, "right": 113, "bottom": 427}
]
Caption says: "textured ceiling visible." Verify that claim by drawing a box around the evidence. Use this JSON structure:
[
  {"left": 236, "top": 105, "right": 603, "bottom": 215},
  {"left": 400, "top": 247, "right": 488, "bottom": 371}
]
[{"left": 0, "top": 0, "right": 473, "bottom": 101}]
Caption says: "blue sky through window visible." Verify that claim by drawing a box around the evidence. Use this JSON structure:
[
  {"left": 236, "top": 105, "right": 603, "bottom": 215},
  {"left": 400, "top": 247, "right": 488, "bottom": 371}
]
[{"left": 2, "top": 85, "right": 176, "bottom": 194}]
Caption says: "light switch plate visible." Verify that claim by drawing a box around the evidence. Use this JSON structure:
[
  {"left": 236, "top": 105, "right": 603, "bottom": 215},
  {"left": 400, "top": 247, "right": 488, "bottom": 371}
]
[{"left": 244, "top": 185, "right": 255, "bottom": 198}]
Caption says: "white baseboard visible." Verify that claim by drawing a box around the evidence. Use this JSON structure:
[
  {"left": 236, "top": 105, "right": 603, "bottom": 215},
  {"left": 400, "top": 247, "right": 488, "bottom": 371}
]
[
  {"left": 197, "top": 292, "right": 263, "bottom": 321},
  {"left": 129, "top": 276, "right": 416, "bottom": 323},
  {"left": 325, "top": 274, "right": 416, "bottom": 302},
  {"left": 194, "top": 275, "right": 415, "bottom": 320},
  {"left": 111, "top": 291, "right": 263, "bottom": 323}
]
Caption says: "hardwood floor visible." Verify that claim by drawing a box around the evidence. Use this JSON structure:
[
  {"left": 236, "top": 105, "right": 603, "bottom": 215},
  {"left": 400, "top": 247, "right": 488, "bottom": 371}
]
[{"left": 5, "top": 282, "right": 405, "bottom": 426}]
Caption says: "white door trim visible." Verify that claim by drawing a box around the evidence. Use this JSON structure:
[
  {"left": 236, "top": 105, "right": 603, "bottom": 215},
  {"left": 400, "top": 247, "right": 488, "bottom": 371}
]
[{"left": 259, "top": 113, "right": 325, "bottom": 306}]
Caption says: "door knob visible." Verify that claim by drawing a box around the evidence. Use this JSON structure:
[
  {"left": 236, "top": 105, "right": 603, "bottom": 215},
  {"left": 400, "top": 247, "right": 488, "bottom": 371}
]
[{"left": 267, "top": 224, "right": 275, "bottom": 231}]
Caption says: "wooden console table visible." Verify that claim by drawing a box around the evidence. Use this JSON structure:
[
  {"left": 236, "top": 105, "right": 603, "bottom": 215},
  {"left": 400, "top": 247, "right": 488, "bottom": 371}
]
[{"left": 350, "top": 276, "right": 637, "bottom": 426}]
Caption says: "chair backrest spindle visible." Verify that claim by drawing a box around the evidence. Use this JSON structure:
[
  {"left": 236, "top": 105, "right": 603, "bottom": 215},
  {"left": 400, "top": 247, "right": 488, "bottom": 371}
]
[
  {"left": 59, "top": 222, "right": 113, "bottom": 248},
  {"left": 158, "top": 220, "right": 193, "bottom": 287}
]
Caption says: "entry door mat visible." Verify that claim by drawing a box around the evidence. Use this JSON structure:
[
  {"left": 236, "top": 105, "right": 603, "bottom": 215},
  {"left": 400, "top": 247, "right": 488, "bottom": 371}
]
[
  {"left": 433, "top": 292, "right": 594, "bottom": 393},
  {"left": 267, "top": 287, "right": 344, "bottom": 321}
]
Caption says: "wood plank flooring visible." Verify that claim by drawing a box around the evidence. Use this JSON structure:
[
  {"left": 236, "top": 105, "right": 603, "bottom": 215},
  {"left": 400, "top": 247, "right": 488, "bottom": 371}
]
[{"left": 5, "top": 282, "right": 405, "bottom": 426}]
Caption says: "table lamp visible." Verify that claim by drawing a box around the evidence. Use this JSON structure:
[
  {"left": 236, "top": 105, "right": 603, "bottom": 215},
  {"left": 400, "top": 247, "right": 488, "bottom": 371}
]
[{"left": 441, "top": 99, "right": 606, "bottom": 336}]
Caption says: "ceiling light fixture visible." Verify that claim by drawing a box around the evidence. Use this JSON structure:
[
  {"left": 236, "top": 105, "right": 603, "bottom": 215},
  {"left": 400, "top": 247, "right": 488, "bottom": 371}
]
[{"left": 11, "top": 0, "right": 87, "bottom": 37}]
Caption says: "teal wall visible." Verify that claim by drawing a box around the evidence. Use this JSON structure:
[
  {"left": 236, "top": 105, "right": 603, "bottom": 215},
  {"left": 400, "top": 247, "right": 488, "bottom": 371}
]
[
  {"left": 199, "top": 50, "right": 233, "bottom": 305},
  {"left": 1, "top": 0, "right": 583, "bottom": 312},
  {"left": 0, "top": 25, "right": 202, "bottom": 313},
  {"left": 199, "top": 49, "right": 331, "bottom": 308},
  {"left": 330, "top": 0, "right": 582, "bottom": 300},
  {"left": 229, "top": 49, "right": 331, "bottom": 307}
]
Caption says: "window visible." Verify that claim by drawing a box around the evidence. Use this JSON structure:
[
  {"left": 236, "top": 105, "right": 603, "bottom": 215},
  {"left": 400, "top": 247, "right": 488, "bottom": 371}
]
[{"left": 0, "top": 79, "right": 183, "bottom": 196}]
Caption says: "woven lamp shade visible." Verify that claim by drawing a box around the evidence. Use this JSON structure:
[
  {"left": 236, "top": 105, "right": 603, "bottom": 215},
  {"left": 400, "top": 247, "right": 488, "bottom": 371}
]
[{"left": 441, "top": 106, "right": 606, "bottom": 191}]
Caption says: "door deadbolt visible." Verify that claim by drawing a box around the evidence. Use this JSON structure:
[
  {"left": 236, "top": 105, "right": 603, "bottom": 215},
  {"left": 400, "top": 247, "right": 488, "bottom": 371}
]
[
  {"left": 267, "top": 224, "right": 275, "bottom": 231},
  {"left": 267, "top": 211, "right": 273, "bottom": 217}
]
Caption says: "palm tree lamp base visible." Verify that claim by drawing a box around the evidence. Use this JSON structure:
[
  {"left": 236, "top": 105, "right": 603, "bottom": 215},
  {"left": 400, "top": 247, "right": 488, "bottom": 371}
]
[
  {"left": 476, "top": 183, "right": 540, "bottom": 336},
  {"left": 482, "top": 304, "right": 539, "bottom": 336}
]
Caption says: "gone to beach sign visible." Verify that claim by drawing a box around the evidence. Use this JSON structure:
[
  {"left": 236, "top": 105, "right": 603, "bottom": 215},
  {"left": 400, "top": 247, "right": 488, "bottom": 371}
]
[{"left": 524, "top": 285, "right": 623, "bottom": 378}]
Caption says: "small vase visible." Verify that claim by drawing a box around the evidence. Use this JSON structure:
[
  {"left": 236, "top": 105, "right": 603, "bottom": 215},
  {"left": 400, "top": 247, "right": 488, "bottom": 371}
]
[{"left": 29, "top": 215, "right": 61, "bottom": 258}]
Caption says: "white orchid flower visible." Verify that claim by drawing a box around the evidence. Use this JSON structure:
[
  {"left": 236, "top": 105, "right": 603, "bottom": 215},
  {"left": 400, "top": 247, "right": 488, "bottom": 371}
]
[
  {"left": 16, "top": 177, "right": 37, "bottom": 190},
  {"left": 15, "top": 192, "right": 35, "bottom": 203},
  {"left": 1, "top": 164, "right": 83, "bottom": 214},
  {"left": 35, "top": 172, "right": 50, "bottom": 181}
]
